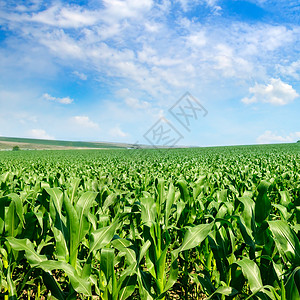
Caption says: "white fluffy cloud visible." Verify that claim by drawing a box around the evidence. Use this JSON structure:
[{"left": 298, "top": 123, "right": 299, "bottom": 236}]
[
  {"left": 0, "top": 1, "right": 300, "bottom": 145},
  {"left": 125, "top": 97, "right": 151, "bottom": 109},
  {"left": 109, "top": 126, "right": 129, "bottom": 138},
  {"left": 102, "top": 0, "right": 153, "bottom": 23},
  {"left": 27, "top": 129, "right": 54, "bottom": 140},
  {"left": 176, "top": 0, "right": 221, "bottom": 13},
  {"left": 242, "top": 78, "right": 299, "bottom": 106},
  {"left": 71, "top": 116, "right": 99, "bottom": 129},
  {"left": 39, "top": 31, "right": 84, "bottom": 59},
  {"left": 1, "top": 1, "right": 298, "bottom": 98},
  {"left": 186, "top": 31, "right": 207, "bottom": 48},
  {"left": 42, "top": 93, "right": 74, "bottom": 104},
  {"left": 276, "top": 60, "right": 300, "bottom": 79},
  {"left": 29, "top": 5, "right": 100, "bottom": 28},
  {"left": 72, "top": 71, "right": 87, "bottom": 80},
  {"left": 257, "top": 131, "right": 300, "bottom": 144}
]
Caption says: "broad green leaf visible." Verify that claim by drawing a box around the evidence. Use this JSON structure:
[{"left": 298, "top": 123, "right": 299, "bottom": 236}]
[
  {"left": 0, "top": 172, "right": 10, "bottom": 183},
  {"left": 268, "top": 220, "right": 300, "bottom": 265},
  {"left": 177, "top": 180, "right": 190, "bottom": 204},
  {"left": 255, "top": 180, "right": 271, "bottom": 224},
  {"left": 165, "top": 182, "right": 175, "bottom": 227},
  {"left": 7, "top": 264, "right": 17, "bottom": 297},
  {"left": 45, "top": 187, "right": 63, "bottom": 219},
  {"left": 193, "top": 175, "right": 206, "bottom": 199},
  {"left": 235, "top": 258, "right": 263, "bottom": 293},
  {"left": 175, "top": 200, "right": 185, "bottom": 225},
  {"left": 112, "top": 238, "right": 136, "bottom": 265},
  {"left": 139, "top": 240, "right": 151, "bottom": 264},
  {"left": 141, "top": 197, "right": 156, "bottom": 226},
  {"left": 172, "top": 222, "right": 213, "bottom": 260},
  {"left": 34, "top": 209, "right": 44, "bottom": 234},
  {"left": 238, "top": 196, "right": 255, "bottom": 231},
  {"left": 6, "top": 237, "right": 47, "bottom": 267},
  {"left": 118, "top": 273, "right": 137, "bottom": 300},
  {"left": 46, "top": 188, "right": 68, "bottom": 259},
  {"left": 63, "top": 192, "right": 79, "bottom": 266},
  {"left": 52, "top": 226, "right": 69, "bottom": 262},
  {"left": 137, "top": 268, "right": 154, "bottom": 300},
  {"left": 6, "top": 201, "right": 17, "bottom": 237},
  {"left": 207, "top": 286, "right": 238, "bottom": 299},
  {"left": 155, "top": 178, "right": 165, "bottom": 208},
  {"left": 7, "top": 193, "right": 24, "bottom": 227},
  {"left": 272, "top": 204, "right": 291, "bottom": 220},
  {"left": 39, "top": 260, "right": 92, "bottom": 296},
  {"left": 76, "top": 191, "right": 98, "bottom": 241},
  {"left": 285, "top": 267, "right": 300, "bottom": 300},
  {"left": 279, "top": 191, "right": 291, "bottom": 208},
  {"left": 156, "top": 246, "right": 168, "bottom": 294},
  {"left": 102, "top": 193, "right": 117, "bottom": 211},
  {"left": 100, "top": 248, "right": 115, "bottom": 294},
  {"left": 89, "top": 221, "right": 118, "bottom": 254},
  {"left": 70, "top": 178, "right": 81, "bottom": 205},
  {"left": 161, "top": 258, "right": 178, "bottom": 295},
  {"left": 216, "top": 189, "right": 227, "bottom": 203},
  {"left": 0, "top": 196, "right": 7, "bottom": 234}
]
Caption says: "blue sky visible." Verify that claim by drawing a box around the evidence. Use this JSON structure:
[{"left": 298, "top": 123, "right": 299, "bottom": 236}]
[{"left": 0, "top": 0, "right": 299, "bottom": 146}]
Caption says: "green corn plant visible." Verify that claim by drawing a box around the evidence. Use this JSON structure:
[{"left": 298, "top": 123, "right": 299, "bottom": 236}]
[{"left": 0, "top": 143, "right": 299, "bottom": 298}]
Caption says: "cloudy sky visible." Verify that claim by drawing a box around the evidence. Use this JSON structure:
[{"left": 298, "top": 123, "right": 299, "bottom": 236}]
[{"left": 0, "top": 0, "right": 299, "bottom": 146}]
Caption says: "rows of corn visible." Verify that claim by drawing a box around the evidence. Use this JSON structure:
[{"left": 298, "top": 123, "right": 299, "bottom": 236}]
[{"left": 0, "top": 144, "right": 299, "bottom": 299}]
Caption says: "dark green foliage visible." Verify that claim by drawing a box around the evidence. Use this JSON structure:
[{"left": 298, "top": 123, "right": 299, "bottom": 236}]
[{"left": 0, "top": 143, "right": 299, "bottom": 299}]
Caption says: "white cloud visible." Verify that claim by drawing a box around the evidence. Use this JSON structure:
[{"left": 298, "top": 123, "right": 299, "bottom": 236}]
[
  {"left": 276, "top": 60, "right": 300, "bottom": 79},
  {"left": 204, "top": 0, "right": 222, "bottom": 14},
  {"left": 237, "top": 25, "right": 295, "bottom": 56},
  {"left": 175, "top": 0, "right": 193, "bottom": 12},
  {"left": 144, "top": 21, "right": 161, "bottom": 32},
  {"left": 137, "top": 46, "right": 182, "bottom": 67},
  {"left": 125, "top": 97, "right": 151, "bottom": 109},
  {"left": 0, "top": 1, "right": 300, "bottom": 116},
  {"left": 102, "top": 0, "right": 153, "bottom": 22},
  {"left": 2, "top": 1, "right": 298, "bottom": 98},
  {"left": 109, "top": 126, "right": 129, "bottom": 138},
  {"left": 72, "top": 71, "right": 87, "bottom": 80},
  {"left": 186, "top": 31, "right": 207, "bottom": 48},
  {"left": 205, "top": 0, "right": 219, "bottom": 6},
  {"left": 30, "top": 5, "right": 100, "bottom": 28},
  {"left": 115, "top": 88, "right": 131, "bottom": 98},
  {"left": 39, "top": 30, "right": 84, "bottom": 59},
  {"left": 42, "top": 93, "right": 74, "bottom": 104},
  {"left": 27, "top": 129, "right": 54, "bottom": 140},
  {"left": 176, "top": 0, "right": 221, "bottom": 13},
  {"left": 72, "top": 116, "right": 99, "bottom": 129},
  {"left": 257, "top": 26, "right": 294, "bottom": 52},
  {"left": 257, "top": 131, "right": 300, "bottom": 144},
  {"left": 242, "top": 78, "right": 299, "bottom": 106}
]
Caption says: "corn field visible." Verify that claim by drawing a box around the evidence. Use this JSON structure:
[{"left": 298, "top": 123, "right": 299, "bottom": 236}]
[{"left": 0, "top": 144, "right": 300, "bottom": 299}]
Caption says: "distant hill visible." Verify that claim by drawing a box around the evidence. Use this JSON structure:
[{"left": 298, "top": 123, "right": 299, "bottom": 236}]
[{"left": 0, "top": 136, "right": 132, "bottom": 150}]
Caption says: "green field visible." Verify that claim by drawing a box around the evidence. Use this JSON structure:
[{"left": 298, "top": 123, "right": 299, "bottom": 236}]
[
  {"left": 0, "top": 144, "right": 300, "bottom": 299},
  {"left": 0, "top": 136, "right": 127, "bottom": 150}
]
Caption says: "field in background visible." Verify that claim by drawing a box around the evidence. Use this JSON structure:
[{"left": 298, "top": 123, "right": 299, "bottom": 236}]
[
  {"left": 0, "top": 136, "right": 130, "bottom": 150},
  {"left": 0, "top": 143, "right": 299, "bottom": 299}
]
